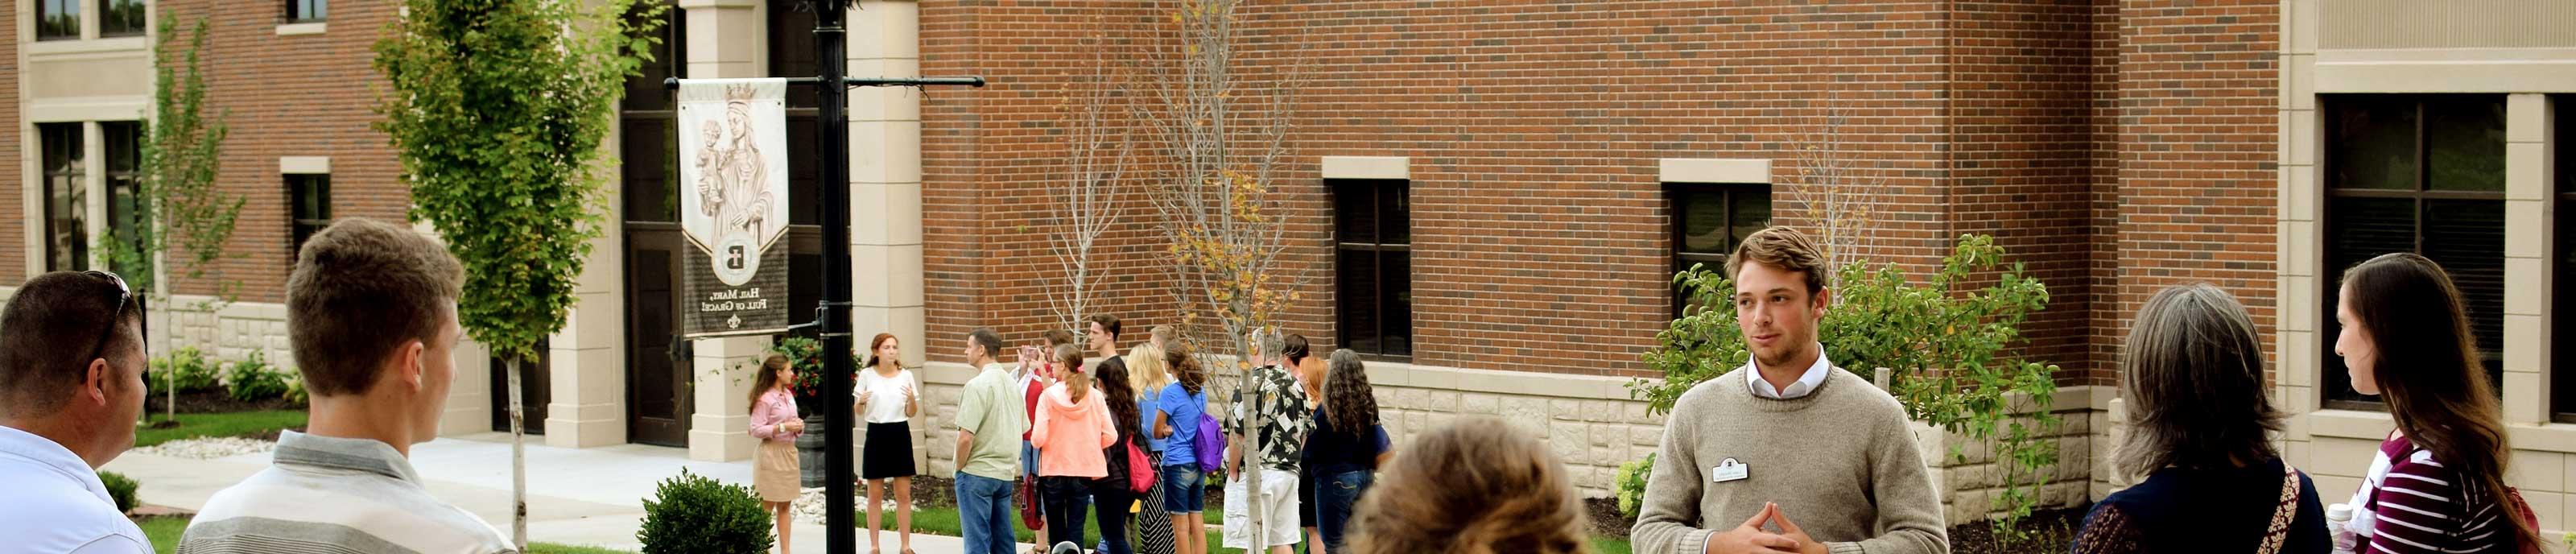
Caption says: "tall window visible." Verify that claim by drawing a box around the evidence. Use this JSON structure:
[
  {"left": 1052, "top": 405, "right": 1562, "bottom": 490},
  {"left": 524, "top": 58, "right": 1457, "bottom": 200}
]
[
  {"left": 2555, "top": 97, "right": 2576, "bottom": 421},
  {"left": 38, "top": 0, "right": 80, "bottom": 40},
  {"left": 770, "top": 5, "right": 825, "bottom": 325},
  {"left": 101, "top": 0, "right": 146, "bottom": 37},
  {"left": 2321, "top": 95, "right": 2508, "bottom": 410},
  {"left": 286, "top": 0, "right": 325, "bottom": 23},
  {"left": 1334, "top": 179, "right": 1412, "bottom": 358},
  {"left": 1668, "top": 183, "right": 1772, "bottom": 316},
  {"left": 287, "top": 174, "right": 331, "bottom": 255},
  {"left": 103, "top": 122, "right": 142, "bottom": 277},
  {"left": 41, "top": 123, "right": 88, "bottom": 271}
]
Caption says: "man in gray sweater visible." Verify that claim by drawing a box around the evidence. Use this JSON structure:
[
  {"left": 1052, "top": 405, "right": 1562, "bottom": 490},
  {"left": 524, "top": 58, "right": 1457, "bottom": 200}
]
[{"left": 1633, "top": 226, "right": 1948, "bottom": 554}]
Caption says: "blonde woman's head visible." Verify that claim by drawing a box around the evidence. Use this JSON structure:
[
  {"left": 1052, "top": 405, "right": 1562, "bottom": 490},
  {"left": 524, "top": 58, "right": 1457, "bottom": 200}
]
[{"left": 1128, "top": 340, "right": 1170, "bottom": 397}]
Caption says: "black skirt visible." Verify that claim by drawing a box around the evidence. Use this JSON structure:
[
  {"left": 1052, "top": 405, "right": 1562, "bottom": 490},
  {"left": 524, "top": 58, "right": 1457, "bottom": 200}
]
[{"left": 862, "top": 420, "right": 916, "bottom": 479}]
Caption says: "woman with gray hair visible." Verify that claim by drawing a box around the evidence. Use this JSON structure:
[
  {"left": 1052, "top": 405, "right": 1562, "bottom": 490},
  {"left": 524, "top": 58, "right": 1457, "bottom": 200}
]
[{"left": 2069, "top": 283, "right": 2326, "bottom": 553}]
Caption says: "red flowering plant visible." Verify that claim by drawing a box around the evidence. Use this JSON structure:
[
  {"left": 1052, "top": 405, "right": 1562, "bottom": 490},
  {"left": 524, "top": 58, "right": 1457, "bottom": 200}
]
[{"left": 768, "top": 337, "right": 861, "bottom": 419}]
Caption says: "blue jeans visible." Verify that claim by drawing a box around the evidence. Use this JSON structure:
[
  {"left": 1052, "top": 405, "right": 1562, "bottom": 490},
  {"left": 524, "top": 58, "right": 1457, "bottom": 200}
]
[
  {"left": 1039, "top": 476, "right": 1094, "bottom": 549},
  {"left": 1160, "top": 464, "right": 1207, "bottom": 513},
  {"left": 1315, "top": 470, "right": 1373, "bottom": 552},
  {"left": 955, "top": 472, "right": 1016, "bottom": 554}
]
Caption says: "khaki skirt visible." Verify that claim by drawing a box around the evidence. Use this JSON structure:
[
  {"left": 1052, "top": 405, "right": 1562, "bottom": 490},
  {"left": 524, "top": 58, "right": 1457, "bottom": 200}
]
[{"left": 754, "top": 439, "right": 801, "bottom": 502}]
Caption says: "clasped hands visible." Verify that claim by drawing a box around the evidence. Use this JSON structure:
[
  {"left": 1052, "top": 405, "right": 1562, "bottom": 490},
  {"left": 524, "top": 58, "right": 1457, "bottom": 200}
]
[{"left": 1706, "top": 502, "right": 1826, "bottom": 554}]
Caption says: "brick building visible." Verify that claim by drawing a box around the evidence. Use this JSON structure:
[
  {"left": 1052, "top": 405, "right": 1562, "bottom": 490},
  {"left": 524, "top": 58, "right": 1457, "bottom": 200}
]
[{"left": 8, "top": 0, "right": 2575, "bottom": 531}]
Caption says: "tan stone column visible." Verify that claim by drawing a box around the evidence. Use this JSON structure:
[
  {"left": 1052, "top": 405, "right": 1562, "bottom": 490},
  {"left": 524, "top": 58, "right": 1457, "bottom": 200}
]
[
  {"left": 847, "top": 0, "right": 931, "bottom": 470},
  {"left": 679, "top": 0, "right": 768, "bottom": 462},
  {"left": 2503, "top": 93, "right": 2554, "bottom": 425}
]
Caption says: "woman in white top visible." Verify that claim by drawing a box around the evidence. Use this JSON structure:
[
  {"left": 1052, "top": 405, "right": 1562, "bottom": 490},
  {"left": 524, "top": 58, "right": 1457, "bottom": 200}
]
[{"left": 856, "top": 333, "right": 921, "bottom": 554}]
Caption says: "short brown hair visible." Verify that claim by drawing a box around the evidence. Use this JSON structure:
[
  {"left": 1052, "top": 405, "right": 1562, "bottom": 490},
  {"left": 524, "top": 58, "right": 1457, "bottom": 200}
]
[
  {"left": 1086, "top": 313, "right": 1121, "bottom": 340},
  {"left": 1724, "top": 225, "right": 1828, "bottom": 296},
  {"left": 0, "top": 271, "right": 144, "bottom": 417},
  {"left": 288, "top": 218, "right": 464, "bottom": 396},
  {"left": 1044, "top": 329, "right": 1078, "bottom": 347}
]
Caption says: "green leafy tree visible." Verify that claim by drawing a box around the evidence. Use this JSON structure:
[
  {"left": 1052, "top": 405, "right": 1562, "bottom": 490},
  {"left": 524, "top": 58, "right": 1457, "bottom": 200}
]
[
  {"left": 373, "top": 0, "right": 667, "bottom": 548},
  {"left": 1627, "top": 234, "right": 2062, "bottom": 543},
  {"left": 106, "top": 14, "right": 244, "bottom": 425}
]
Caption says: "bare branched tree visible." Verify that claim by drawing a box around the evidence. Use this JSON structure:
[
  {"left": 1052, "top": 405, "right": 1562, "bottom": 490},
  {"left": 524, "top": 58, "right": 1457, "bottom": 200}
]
[
  {"left": 1132, "top": 0, "right": 1305, "bottom": 545},
  {"left": 1790, "top": 98, "right": 1886, "bottom": 286},
  {"left": 1044, "top": 23, "right": 1133, "bottom": 336}
]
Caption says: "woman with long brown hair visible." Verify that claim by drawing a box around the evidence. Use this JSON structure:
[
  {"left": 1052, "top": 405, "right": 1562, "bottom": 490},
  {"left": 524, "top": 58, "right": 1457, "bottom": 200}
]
[
  {"left": 855, "top": 333, "right": 920, "bottom": 554},
  {"left": 1344, "top": 417, "right": 1590, "bottom": 554},
  {"left": 2334, "top": 252, "right": 2538, "bottom": 552},
  {"left": 1092, "top": 353, "right": 1146, "bottom": 554},
  {"left": 1305, "top": 350, "right": 1392, "bottom": 552},
  {"left": 745, "top": 354, "right": 804, "bottom": 554}
]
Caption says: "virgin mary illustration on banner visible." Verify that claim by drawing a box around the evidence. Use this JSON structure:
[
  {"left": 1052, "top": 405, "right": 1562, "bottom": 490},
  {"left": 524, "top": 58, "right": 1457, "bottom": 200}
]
[{"left": 678, "top": 79, "right": 791, "bottom": 287}]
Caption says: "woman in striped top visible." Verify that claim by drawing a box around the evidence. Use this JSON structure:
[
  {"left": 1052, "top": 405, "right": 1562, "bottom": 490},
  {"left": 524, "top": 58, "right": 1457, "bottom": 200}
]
[{"left": 2334, "top": 253, "right": 2538, "bottom": 553}]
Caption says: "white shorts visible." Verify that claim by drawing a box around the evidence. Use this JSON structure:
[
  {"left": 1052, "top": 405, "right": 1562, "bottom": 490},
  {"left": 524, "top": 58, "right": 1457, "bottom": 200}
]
[{"left": 1221, "top": 469, "right": 1301, "bottom": 549}]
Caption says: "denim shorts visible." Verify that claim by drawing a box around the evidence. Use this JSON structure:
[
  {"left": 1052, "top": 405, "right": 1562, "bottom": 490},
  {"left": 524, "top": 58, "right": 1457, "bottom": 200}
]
[{"left": 1160, "top": 464, "right": 1207, "bottom": 513}]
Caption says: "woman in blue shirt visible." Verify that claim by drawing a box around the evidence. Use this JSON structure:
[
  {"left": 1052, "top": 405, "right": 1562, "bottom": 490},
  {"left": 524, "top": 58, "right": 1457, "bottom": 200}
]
[
  {"left": 1304, "top": 350, "right": 1391, "bottom": 552},
  {"left": 1153, "top": 346, "right": 1212, "bottom": 554}
]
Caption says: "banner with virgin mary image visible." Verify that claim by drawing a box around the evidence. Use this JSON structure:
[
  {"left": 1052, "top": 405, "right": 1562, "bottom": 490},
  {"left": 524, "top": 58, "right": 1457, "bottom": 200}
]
[{"left": 676, "top": 78, "right": 792, "bottom": 337}]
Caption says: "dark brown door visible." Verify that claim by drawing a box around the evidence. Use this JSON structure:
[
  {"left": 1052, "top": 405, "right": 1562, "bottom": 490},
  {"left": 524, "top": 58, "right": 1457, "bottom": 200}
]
[
  {"left": 625, "top": 225, "right": 689, "bottom": 447},
  {"left": 489, "top": 341, "right": 550, "bottom": 435}
]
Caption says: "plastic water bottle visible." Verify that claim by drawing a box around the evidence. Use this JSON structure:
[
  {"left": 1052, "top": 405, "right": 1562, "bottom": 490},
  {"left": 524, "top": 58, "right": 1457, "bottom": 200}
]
[{"left": 2326, "top": 502, "right": 2357, "bottom": 554}]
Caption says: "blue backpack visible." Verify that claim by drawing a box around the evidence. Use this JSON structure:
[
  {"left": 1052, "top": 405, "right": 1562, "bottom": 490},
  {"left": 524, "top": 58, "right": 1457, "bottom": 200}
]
[{"left": 1193, "top": 391, "right": 1224, "bottom": 473}]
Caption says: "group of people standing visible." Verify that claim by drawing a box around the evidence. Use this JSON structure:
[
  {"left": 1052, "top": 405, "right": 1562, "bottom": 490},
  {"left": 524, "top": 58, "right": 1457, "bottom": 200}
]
[
  {"left": 1631, "top": 226, "right": 2545, "bottom": 554},
  {"left": 745, "top": 331, "right": 926, "bottom": 554}
]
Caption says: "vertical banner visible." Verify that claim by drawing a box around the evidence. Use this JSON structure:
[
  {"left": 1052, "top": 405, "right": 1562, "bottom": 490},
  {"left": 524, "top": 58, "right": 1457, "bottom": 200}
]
[{"left": 677, "top": 78, "right": 793, "bottom": 337}]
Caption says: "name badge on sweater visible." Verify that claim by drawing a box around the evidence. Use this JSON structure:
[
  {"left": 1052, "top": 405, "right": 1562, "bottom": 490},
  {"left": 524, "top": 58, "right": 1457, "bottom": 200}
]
[{"left": 1711, "top": 458, "right": 1749, "bottom": 483}]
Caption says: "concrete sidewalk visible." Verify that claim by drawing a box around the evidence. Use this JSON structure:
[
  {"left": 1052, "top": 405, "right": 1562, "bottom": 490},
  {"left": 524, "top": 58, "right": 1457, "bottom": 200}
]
[{"left": 104, "top": 432, "right": 1009, "bottom": 553}]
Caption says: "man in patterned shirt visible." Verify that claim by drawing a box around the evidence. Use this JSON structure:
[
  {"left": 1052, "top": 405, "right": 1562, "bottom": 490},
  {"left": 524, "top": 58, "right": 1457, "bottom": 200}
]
[{"left": 1224, "top": 329, "right": 1313, "bottom": 554}]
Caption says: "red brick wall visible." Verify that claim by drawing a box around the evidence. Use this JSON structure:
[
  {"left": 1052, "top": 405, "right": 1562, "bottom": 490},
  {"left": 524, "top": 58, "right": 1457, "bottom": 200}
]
[
  {"left": 159, "top": 1, "right": 405, "bottom": 302},
  {"left": 1946, "top": 0, "right": 2120, "bottom": 384},
  {"left": 2103, "top": 1, "right": 2281, "bottom": 378},
  {"left": 914, "top": 1, "right": 2162, "bottom": 378}
]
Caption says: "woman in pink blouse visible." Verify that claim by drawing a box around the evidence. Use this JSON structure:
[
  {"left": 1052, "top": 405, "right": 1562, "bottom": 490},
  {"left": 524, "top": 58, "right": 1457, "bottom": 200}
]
[{"left": 749, "top": 354, "right": 806, "bottom": 554}]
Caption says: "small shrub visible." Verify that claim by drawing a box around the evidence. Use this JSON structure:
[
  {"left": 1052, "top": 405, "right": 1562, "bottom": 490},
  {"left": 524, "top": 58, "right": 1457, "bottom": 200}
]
[
  {"left": 638, "top": 468, "right": 773, "bottom": 554},
  {"left": 151, "top": 347, "right": 219, "bottom": 394},
  {"left": 97, "top": 470, "right": 138, "bottom": 514},
  {"left": 224, "top": 350, "right": 288, "bottom": 402},
  {"left": 1614, "top": 453, "right": 1655, "bottom": 518},
  {"left": 282, "top": 370, "right": 309, "bottom": 405}
]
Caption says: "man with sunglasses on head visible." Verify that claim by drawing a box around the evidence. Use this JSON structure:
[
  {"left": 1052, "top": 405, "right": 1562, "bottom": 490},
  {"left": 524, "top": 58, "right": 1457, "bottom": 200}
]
[
  {"left": 179, "top": 218, "right": 512, "bottom": 553},
  {"left": 0, "top": 270, "right": 154, "bottom": 553}
]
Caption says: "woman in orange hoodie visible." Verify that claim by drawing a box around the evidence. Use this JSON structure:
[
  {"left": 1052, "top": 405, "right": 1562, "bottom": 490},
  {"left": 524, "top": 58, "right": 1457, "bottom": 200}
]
[{"left": 1031, "top": 343, "right": 1118, "bottom": 552}]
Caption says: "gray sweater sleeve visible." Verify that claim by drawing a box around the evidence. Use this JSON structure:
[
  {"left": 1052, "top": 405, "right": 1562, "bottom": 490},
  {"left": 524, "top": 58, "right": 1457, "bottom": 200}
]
[
  {"left": 1823, "top": 414, "right": 1950, "bottom": 554},
  {"left": 1633, "top": 394, "right": 1717, "bottom": 554}
]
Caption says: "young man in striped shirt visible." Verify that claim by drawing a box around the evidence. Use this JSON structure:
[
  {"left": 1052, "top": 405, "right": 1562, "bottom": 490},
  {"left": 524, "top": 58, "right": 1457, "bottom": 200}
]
[{"left": 178, "top": 218, "right": 514, "bottom": 553}]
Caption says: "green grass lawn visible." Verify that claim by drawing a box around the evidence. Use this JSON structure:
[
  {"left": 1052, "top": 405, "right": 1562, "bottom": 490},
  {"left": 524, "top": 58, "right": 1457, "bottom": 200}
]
[
  {"left": 140, "top": 515, "right": 632, "bottom": 553},
  {"left": 136, "top": 410, "right": 308, "bottom": 448}
]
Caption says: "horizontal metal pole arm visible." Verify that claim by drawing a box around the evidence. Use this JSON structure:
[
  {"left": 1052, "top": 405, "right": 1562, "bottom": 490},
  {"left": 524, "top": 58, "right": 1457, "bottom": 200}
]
[{"left": 661, "top": 76, "right": 986, "bottom": 89}]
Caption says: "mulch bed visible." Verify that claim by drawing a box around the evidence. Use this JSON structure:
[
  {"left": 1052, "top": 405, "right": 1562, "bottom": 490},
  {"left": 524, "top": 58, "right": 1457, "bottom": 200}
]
[{"left": 143, "top": 391, "right": 302, "bottom": 415}]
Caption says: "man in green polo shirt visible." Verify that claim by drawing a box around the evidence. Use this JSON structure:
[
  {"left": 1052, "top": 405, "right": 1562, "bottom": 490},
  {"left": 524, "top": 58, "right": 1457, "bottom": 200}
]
[{"left": 953, "top": 328, "right": 1028, "bottom": 554}]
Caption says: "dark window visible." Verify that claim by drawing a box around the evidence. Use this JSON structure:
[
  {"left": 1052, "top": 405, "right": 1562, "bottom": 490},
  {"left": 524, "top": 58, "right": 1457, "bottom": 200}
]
[
  {"left": 286, "top": 0, "right": 325, "bottom": 23},
  {"left": 1667, "top": 183, "right": 1772, "bottom": 316},
  {"left": 38, "top": 0, "right": 80, "bottom": 40},
  {"left": 41, "top": 123, "right": 88, "bottom": 271},
  {"left": 288, "top": 174, "right": 331, "bottom": 256},
  {"left": 619, "top": 2, "right": 685, "bottom": 224},
  {"left": 2554, "top": 97, "right": 2576, "bottom": 422},
  {"left": 2322, "top": 95, "right": 2508, "bottom": 411},
  {"left": 770, "top": 3, "right": 824, "bottom": 324},
  {"left": 103, "top": 122, "right": 142, "bottom": 278},
  {"left": 100, "top": 0, "right": 145, "bottom": 37},
  {"left": 1334, "top": 179, "right": 1411, "bottom": 358}
]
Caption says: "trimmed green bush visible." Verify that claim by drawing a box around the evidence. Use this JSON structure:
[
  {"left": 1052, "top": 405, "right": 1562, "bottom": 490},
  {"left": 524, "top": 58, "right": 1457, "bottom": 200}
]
[
  {"left": 152, "top": 347, "right": 218, "bottom": 394},
  {"left": 223, "top": 350, "right": 287, "bottom": 402},
  {"left": 98, "top": 470, "right": 138, "bottom": 514},
  {"left": 637, "top": 468, "right": 772, "bottom": 554}
]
